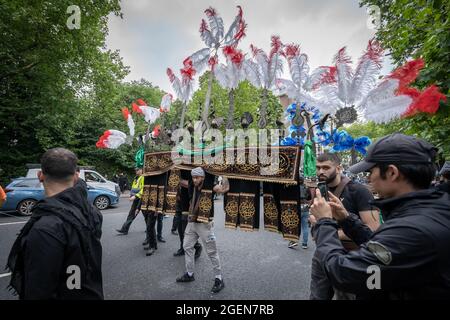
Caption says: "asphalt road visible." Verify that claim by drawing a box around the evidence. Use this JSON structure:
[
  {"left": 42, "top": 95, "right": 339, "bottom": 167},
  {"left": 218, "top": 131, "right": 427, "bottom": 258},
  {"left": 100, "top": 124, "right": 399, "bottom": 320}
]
[{"left": 0, "top": 196, "right": 314, "bottom": 300}]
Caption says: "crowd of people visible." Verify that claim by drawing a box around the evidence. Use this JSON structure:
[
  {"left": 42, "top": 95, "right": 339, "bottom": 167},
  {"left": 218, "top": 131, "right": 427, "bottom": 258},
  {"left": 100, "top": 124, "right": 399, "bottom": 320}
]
[{"left": 3, "top": 131, "right": 450, "bottom": 299}]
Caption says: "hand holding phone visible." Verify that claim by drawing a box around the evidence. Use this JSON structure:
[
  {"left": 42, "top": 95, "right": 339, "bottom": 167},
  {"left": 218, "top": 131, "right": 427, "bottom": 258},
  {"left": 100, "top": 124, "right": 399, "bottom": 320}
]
[{"left": 317, "top": 181, "right": 329, "bottom": 201}]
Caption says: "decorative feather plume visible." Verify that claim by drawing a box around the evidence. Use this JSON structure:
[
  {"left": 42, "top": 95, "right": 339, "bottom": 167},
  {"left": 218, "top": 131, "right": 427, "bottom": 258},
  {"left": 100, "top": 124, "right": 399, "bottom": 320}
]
[
  {"left": 167, "top": 68, "right": 183, "bottom": 101},
  {"left": 243, "top": 59, "right": 263, "bottom": 88},
  {"left": 333, "top": 47, "right": 353, "bottom": 105},
  {"left": 284, "top": 43, "right": 309, "bottom": 90},
  {"left": 204, "top": 7, "right": 224, "bottom": 43},
  {"left": 403, "top": 85, "right": 446, "bottom": 117},
  {"left": 224, "top": 6, "right": 246, "bottom": 46},
  {"left": 186, "top": 48, "right": 211, "bottom": 73},
  {"left": 250, "top": 44, "right": 269, "bottom": 85},
  {"left": 347, "top": 39, "right": 384, "bottom": 104},
  {"left": 307, "top": 66, "right": 337, "bottom": 90},
  {"left": 388, "top": 58, "right": 425, "bottom": 89},
  {"left": 199, "top": 19, "right": 216, "bottom": 48}
]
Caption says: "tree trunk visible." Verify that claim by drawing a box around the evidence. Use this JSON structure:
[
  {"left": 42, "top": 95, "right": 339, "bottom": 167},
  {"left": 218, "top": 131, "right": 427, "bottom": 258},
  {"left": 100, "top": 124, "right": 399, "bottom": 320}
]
[
  {"left": 202, "top": 71, "right": 214, "bottom": 130},
  {"left": 258, "top": 88, "right": 268, "bottom": 129},
  {"left": 226, "top": 89, "right": 235, "bottom": 129}
]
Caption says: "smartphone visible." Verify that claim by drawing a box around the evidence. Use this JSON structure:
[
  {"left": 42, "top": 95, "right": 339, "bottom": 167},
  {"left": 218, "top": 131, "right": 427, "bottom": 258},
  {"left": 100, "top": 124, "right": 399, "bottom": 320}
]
[{"left": 317, "top": 181, "right": 329, "bottom": 201}]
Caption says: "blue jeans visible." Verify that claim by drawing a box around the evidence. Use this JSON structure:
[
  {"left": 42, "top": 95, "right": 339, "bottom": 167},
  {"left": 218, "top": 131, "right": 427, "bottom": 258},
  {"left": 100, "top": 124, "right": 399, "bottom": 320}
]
[{"left": 299, "top": 209, "right": 309, "bottom": 246}]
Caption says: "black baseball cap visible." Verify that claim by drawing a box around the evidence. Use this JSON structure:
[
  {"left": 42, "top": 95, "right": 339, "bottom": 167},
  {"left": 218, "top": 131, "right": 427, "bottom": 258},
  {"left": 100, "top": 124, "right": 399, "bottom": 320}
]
[{"left": 349, "top": 133, "right": 437, "bottom": 174}]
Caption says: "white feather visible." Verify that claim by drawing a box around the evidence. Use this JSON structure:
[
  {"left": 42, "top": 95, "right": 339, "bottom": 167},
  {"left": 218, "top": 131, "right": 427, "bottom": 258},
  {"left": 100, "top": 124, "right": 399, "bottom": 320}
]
[
  {"left": 214, "top": 64, "right": 229, "bottom": 88},
  {"left": 364, "top": 95, "right": 412, "bottom": 123},
  {"left": 336, "top": 62, "right": 353, "bottom": 105},
  {"left": 304, "top": 66, "right": 331, "bottom": 91},
  {"left": 127, "top": 115, "right": 135, "bottom": 138},
  {"left": 189, "top": 48, "right": 211, "bottom": 73},
  {"left": 207, "top": 13, "right": 224, "bottom": 43},
  {"left": 200, "top": 28, "right": 216, "bottom": 48},
  {"left": 243, "top": 59, "right": 263, "bottom": 88},
  {"left": 268, "top": 53, "right": 284, "bottom": 88},
  {"left": 348, "top": 58, "right": 381, "bottom": 104},
  {"left": 288, "top": 54, "right": 309, "bottom": 90}
]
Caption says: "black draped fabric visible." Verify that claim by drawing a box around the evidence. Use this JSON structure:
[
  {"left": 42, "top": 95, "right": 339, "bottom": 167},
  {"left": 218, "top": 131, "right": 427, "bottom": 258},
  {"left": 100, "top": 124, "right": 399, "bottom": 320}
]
[
  {"left": 141, "top": 173, "right": 168, "bottom": 214},
  {"left": 262, "top": 182, "right": 300, "bottom": 240},
  {"left": 224, "top": 179, "right": 260, "bottom": 231},
  {"left": 188, "top": 172, "right": 215, "bottom": 223}
]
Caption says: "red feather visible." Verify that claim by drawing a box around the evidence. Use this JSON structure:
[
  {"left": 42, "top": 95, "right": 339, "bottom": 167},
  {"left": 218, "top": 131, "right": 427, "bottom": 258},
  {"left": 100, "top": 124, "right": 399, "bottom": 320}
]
[
  {"left": 234, "top": 18, "right": 247, "bottom": 43},
  {"left": 208, "top": 56, "right": 218, "bottom": 70},
  {"left": 236, "top": 5, "right": 243, "bottom": 18},
  {"left": 334, "top": 47, "right": 352, "bottom": 65},
  {"left": 403, "top": 85, "right": 446, "bottom": 117},
  {"left": 362, "top": 39, "right": 383, "bottom": 67},
  {"left": 136, "top": 98, "right": 147, "bottom": 106},
  {"left": 312, "top": 66, "right": 337, "bottom": 90},
  {"left": 199, "top": 19, "right": 209, "bottom": 33},
  {"left": 284, "top": 44, "right": 300, "bottom": 59},
  {"left": 167, "top": 68, "right": 175, "bottom": 82},
  {"left": 180, "top": 65, "right": 196, "bottom": 81},
  {"left": 204, "top": 7, "right": 216, "bottom": 17},
  {"left": 132, "top": 102, "right": 142, "bottom": 114},
  {"left": 223, "top": 45, "right": 235, "bottom": 57},
  {"left": 397, "top": 86, "right": 420, "bottom": 99},
  {"left": 121, "top": 107, "right": 130, "bottom": 120},
  {"left": 389, "top": 59, "right": 425, "bottom": 89},
  {"left": 183, "top": 57, "right": 193, "bottom": 68},
  {"left": 269, "top": 35, "right": 282, "bottom": 60},
  {"left": 96, "top": 130, "right": 111, "bottom": 149}
]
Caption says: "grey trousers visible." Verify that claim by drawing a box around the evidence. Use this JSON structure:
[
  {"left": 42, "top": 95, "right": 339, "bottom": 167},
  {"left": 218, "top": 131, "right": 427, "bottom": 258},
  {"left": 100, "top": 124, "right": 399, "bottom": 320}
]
[{"left": 183, "top": 221, "right": 222, "bottom": 277}]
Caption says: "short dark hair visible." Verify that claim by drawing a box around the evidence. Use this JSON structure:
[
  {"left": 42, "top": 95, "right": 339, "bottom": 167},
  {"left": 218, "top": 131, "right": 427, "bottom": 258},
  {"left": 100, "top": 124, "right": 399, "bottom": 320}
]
[
  {"left": 317, "top": 153, "right": 341, "bottom": 165},
  {"left": 41, "top": 148, "right": 78, "bottom": 182},
  {"left": 378, "top": 163, "right": 436, "bottom": 189}
]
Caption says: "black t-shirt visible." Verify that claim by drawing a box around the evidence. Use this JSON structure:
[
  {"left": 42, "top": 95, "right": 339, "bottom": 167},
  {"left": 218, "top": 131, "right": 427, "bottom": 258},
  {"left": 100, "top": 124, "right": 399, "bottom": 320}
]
[{"left": 329, "top": 181, "right": 374, "bottom": 218}]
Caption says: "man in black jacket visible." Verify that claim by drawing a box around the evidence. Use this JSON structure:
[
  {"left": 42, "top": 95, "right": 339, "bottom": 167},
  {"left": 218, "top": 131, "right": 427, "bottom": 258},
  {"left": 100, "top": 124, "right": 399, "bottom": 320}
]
[
  {"left": 6, "top": 148, "right": 103, "bottom": 300},
  {"left": 310, "top": 133, "right": 450, "bottom": 299}
]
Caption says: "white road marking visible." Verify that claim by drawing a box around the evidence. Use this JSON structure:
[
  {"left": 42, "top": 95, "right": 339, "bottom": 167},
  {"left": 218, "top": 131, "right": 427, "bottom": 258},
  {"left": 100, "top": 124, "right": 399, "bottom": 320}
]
[{"left": 0, "top": 273, "right": 12, "bottom": 279}]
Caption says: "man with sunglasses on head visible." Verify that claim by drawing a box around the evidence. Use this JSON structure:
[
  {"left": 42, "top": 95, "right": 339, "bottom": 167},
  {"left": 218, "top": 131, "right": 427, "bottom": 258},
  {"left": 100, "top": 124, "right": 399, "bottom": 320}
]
[{"left": 309, "top": 133, "right": 450, "bottom": 299}]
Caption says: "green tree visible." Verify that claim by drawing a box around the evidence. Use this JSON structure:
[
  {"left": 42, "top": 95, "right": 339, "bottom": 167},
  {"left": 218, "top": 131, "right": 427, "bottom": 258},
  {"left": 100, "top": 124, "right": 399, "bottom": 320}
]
[{"left": 0, "top": 0, "right": 128, "bottom": 184}]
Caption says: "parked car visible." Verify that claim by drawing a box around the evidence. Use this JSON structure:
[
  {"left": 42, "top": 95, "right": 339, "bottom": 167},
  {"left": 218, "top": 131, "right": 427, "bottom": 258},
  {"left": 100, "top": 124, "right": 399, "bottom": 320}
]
[
  {"left": 25, "top": 164, "right": 121, "bottom": 196},
  {"left": 0, "top": 178, "right": 119, "bottom": 216}
]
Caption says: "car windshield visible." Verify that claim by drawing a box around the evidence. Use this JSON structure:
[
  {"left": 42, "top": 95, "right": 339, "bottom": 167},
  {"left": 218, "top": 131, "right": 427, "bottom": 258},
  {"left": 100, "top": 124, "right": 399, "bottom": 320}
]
[
  {"left": 85, "top": 172, "right": 104, "bottom": 182},
  {"left": 12, "top": 179, "right": 41, "bottom": 188}
]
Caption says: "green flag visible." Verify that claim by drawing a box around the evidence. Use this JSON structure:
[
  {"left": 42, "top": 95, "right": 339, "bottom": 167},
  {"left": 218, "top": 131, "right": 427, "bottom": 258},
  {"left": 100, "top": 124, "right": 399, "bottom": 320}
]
[
  {"left": 135, "top": 145, "right": 145, "bottom": 168},
  {"left": 303, "top": 140, "right": 316, "bottom": 178}
]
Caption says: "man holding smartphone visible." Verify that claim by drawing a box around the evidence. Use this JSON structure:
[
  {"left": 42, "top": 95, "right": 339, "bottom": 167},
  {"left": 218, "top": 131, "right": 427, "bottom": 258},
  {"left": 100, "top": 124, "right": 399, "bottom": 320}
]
[
  {"left": 310, "top": 152, "right": 379, "bottom": 300},
  {"left": 309, "top": 134, "right": 450, "bottom": 299}
]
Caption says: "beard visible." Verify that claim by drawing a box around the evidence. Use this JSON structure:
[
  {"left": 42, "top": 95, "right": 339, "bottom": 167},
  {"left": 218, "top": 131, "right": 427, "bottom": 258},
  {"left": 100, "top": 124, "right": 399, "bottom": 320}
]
[{"left": 318, "top": 168, "right": 338, "bottom": 185}]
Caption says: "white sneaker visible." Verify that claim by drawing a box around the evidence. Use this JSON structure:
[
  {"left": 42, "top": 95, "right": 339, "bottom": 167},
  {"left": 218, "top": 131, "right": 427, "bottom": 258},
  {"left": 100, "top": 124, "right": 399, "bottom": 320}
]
[{"left": 288, "top": 241, "right": 298, "bottom": 248}]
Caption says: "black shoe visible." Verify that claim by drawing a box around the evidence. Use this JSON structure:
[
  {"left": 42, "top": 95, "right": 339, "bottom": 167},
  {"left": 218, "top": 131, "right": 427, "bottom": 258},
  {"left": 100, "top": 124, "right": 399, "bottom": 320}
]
[
  {"left": 211, "top": 278, "right": 224, "bottom": 293},
  {"left": 146, "top": 248, "right": 155, "bottom": 256},
  {"left": 157, "top": 236, "right": 166, "bottom": 243},
  {"left": 176, "top": 273, "right": 195, "bottom": 282},
  {"left": 116, "top": 229, "right": 128, "bottom": 235},
  {"left": 174, "top": 249, "right": 185, "bottom": 256},
  {"left": 142, "top": 240, "right": 149, "bottom": 246},
  {"left": 171, "top": 230, "right": 178, "bottom": 235}
]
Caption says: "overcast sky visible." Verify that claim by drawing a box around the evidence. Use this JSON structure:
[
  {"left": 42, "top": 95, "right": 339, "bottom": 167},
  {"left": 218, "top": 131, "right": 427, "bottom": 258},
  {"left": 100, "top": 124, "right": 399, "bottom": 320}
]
[{"left": 106, "top": 0, "right": 391, "bottom": 93}]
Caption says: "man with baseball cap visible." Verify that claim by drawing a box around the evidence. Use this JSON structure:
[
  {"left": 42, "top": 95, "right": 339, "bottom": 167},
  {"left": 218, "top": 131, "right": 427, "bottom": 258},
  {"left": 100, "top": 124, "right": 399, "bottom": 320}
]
[
  {"left": 309, "top": 133, "right": 450, "bottom": 299},
  {"left": 176, "top": 167, "right": 229, "bottom": 294}
]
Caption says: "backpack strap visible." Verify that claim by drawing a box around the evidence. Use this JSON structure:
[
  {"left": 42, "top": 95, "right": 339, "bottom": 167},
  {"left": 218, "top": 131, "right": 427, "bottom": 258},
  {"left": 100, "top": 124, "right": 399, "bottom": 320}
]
[{"left": 332, "top": 175, "right": 351, "bottom": 199}]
